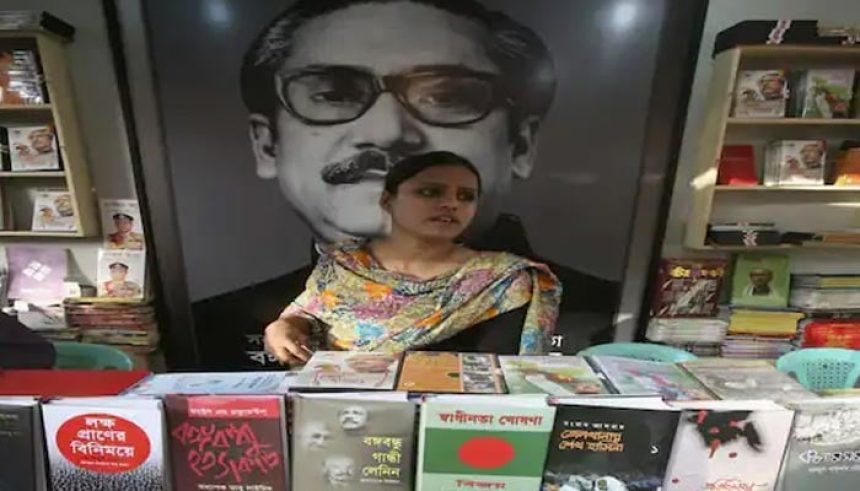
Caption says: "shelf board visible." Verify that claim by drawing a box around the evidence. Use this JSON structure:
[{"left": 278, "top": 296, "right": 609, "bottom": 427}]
[
  {"left": 0, "top": 230, "right": 81, "bottom": 238},
  {"left": 0, "top": 104, "right": 52, "bottom": 111},
  {"left": 697, "top": 243, "right": 860, "bottom": 251},
  {"left": 727, "top": 117, "right": 860, "bottom": 126},
  {"left": 738, "top": 45, "right": 860, "bottom": 59},
  {"left": 0, "top": 171, "right": 65, "bottom": 178},
  {"left": 715, "top": 185, "right": 860, "bottom": 192}
]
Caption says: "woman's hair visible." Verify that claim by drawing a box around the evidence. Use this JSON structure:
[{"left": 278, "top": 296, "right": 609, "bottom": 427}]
[{"left": 384, "top": 151, "right": 482, "bottom": 195}]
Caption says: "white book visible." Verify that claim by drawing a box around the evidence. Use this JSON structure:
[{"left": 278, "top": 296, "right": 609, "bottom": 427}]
[
  {"left": 97, "top": 249, "right": 146, "bottom": 299},
  {"left": 31, "top": 189, "right": 75, "bottom": 232},
  {"left": 100, "top": 199, "right": 145, "bottom": 250},
  {"left": 124, "top": 371, "right": 298, "bottom": 396},
  {"left": 8, "top": 125, "right": 61, "bottom": 171}
]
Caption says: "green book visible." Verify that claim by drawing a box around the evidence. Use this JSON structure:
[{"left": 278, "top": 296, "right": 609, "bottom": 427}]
[
  {"left": 416, "top": 395, "right": 556, "bottom": 490},
  {"left": 731, "top": 253, "right": 790, "bottom": 308}
]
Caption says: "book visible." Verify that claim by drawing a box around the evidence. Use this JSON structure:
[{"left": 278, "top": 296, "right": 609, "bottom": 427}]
[
  {"left": 8, "top": 124, "right": 60, "bottom": 171},
  {"left": 800, "top": 319, "right": 860, "bottom": 349},
  {"left": 293, "top": 392, "right": 416, "bottom": 490},
  {"left": 0, "top": 369, "right": 149, "bottom": 397},
  {"left": 764, "top": 140, "right": 827, "bottom": 186},
  {"left": 793, "top": 274, "right": 860, "bottom": 289},
  {"left": 417, "top": 395, "right": 555, "bottom": 490},
  {"left": 542, "top": 397, "right": 680, "bottom": 491},
  {"left": 292, "top": 351, "right": 401, "bottom": 391},
  {"left": 589, "top": 356, "right": 714, "bottom": 401},
  {"left": 165, "top": 395, "right": 289, "bottom": 490},
  {"left": 0, "top": 46, "right": 46, "bottom": 105},
  {"left": 796, "top": 69, "right": 855, "bottom": 118},
  {"left": 790, "top": 288, "right": 860, "bottom": 310},
  {"left": 733, "top": 70, "right": 788, "bottom": 118},
  {"left": 97, "top": 249, "right": 146, "bottom": 300},
  {"left": 397, "top": 351, "right": 505, "bottom": 394},
  {"left": 498, "top": 356, "right": 609, "bottom": 396},
  {"left": 777, "top": 398, "right": 860, "bottom": 490},
  {"left": 6, "top": 245, "right": 66, "bottom": 304},
  {"left": 101, "top": 199, "right": 145, "bottom": 250},
  {"left": 42, "top": 397, "right": 168, "bottom": 490},
  {"left": 721, "top": 336, "right": 796, "bottom": 360},
  {"left": 731, "top": 254, "right": 790, "bottom": 308},
  {"left": 646, "top": 317, "right": 728, "bottom": 344},
  {"left": 125, "top": 371, "right": 298, "bottom": 396},
  {"left": 665, "top": 400, "right": 795, "bottom": 491},
  {"left": 717, "top": 145, "right": 758, "bottom": 185},
  {"left": 652, "top": 259, "right": 727, "bottom": 317},
  {"left": 681, "top": 359, "right": 816, "bottom": 401},
  {"left": 0, "top": 397, "right": 47, "bottom": 491},
  {"left": 728, "top": 309, "right": 805, "bottom": 337},
  {"left": 31, "top": 189, "right": 75, "bottom": 231}
]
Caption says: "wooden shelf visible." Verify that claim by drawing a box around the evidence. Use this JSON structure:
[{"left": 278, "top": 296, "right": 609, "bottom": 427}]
[
  {"left": 0, "top": 104, "right": 52, "bottom": 111},
  {"left": 738, "top": 45, "right": 860, "bottom": 59},
  {"left": 0, "top": 230, "right": 81, "bottom": 238},
  {"left": 701, "top": 243, "right": 860, "bottom": 251},
  {"left": 727, "top": 117, "right": 860, "bottom": 126},
  {"left": 715, "top": 185, "right": 860, "bottom": 192},
  {"left": 0, "top": 171, "right": 66, "bottom": 178}
]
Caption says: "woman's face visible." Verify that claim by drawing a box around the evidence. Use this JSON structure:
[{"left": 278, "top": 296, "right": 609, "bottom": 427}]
[{"left": 384, "top": 164, "right": 479, "bottom": 242}]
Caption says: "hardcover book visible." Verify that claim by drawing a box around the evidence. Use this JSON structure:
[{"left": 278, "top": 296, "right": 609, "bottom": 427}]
[
  {"left": 498, "top": 355, "right": 609, "bottom": 396},
  {"left": 165, "top": 395, "right": 289, "bottom": 491},
  {"left": 293, "top": 351, "right": 401, "bottom": 391},
  {"left": 589, "top": 356, "right": 714, "bottom": 401},
  {"left": 31, "top": 189, "right": 75, "bottom": 232},
  {"left": 417, "top": 395, "right": 555, "bottom": 491},
  {"left": 733, "top": 70, "right": 788, "bottom": 118},
  {"left": 397, "top": 351, "right": 505, "bottom": 394},
  {"left": 681, "top": 359, "right": 816, "bottom": 402},
  {"left": 125, "top": 371, "right": 297, "bottom": 396},
  {"left": 8, "top": 124, "right": 60, "bottom": 171},
  {"left": 730, "top": 254, "right": 790, "bottom": 308},
  {"left": 542, "top": 397, "right": 680, "bottom": 491},
  {"left": 664, "top": 400, "right": 795, "bottom": 491},
  {"left": 42, "top": 397, "right": 169, "bottom": 490},
  {"left": 777, "top": 398, "right": 860, "bottom": 491},
  {"left": 0, "top": 397, "right": 47, "bottom": 491},
  {"left": 652, "top": 259, "right": 727, "bottom": 317},
  {"left": 293, "top": 393, "right": 415, "bottom": 490}
]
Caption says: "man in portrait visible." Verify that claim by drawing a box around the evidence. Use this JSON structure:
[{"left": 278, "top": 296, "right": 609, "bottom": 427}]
[{"left": 107, "top": 213, "right": 145, "bottom": 250}]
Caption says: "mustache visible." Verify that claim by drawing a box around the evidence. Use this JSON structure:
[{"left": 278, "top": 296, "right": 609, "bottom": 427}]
[{"left": 321, "top": 150, "right": 393, "bottom": 185}]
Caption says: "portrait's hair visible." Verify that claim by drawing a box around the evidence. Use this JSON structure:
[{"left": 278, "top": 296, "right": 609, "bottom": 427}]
[
  {"left": 240, "top": 0, "right": 556, "bottom": 132},
  {"left": 384, "top": 151, "right": 482, "bottom": 195},
  {"left": 113, "top": 213, "right": 134, "bottom": 221},
  {"left": 109, "top": 262, "right": 130, "bottom": 271}
]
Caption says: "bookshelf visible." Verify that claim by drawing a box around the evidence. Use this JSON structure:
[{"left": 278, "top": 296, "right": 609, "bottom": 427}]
[
  {"left": 686, "top": 45, "right": 860, "bottom": 251},
  {"left": 0, "top": 30, "right": 98, "bottom": 237}
]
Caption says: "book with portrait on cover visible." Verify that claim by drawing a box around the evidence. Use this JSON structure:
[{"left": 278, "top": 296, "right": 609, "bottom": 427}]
[
  {"left": 397, "top": 351, "right": 505, "bottom": 394},
  {"left": 293, "top": 351, "right": 401, "bottom": 391},
  {"left": 498, "top": 355, "right": 608, "bottom": 396}
]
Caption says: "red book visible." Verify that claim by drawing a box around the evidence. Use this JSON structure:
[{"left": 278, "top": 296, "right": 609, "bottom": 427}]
[
  {"left": 718, "top": 144, "right": 758, "bottom": 185},
  {"left": 165, "top": 395, "right": 289, "bottom": 490},
  {"left": 802, "top": 319, "right": 860, "bottom": 349},
  {"left": 0, "top": 369, "right": 149, "bottom": 396},
  {"left": 653, "top": 259, "right": 727, "bottom": 317}
]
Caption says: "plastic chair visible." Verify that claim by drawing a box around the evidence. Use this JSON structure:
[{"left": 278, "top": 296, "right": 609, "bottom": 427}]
[
  {"left": 52, "top": 342, "right": 135, "bottom": 370},
  {"left": 577, "top": 342, "right": 698, "bottom": 362},
  {"left": 776, "top": 348, "right": 860, "bottom": 391}
]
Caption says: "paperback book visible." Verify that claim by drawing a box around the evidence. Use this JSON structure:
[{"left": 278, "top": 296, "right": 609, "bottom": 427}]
[
  {"left": 42, "top": 397, "right": 168, "bottom": 490},
  {"left": 101, "top": 199, "right": 145, "bottom": 250},
  {"left": 97, "top": 249, "right": 146, "bottom": 300},
  {"left": 498, "top": 355, "right": 609, "bottom": 396},
  {"left": 733, "top": 70, "right": 788, "bottom": 118},
  {"left": 6, "top": 245, "right": 66, "bottom": 304},
  {"left": 293, "top": 351, "right": 401, "bottom": 391},
  {"left": 652, "top": 259, "right": 727, "bottom": 317},
  {"left": 681, "top": 359, "right": 816, "bottom": 402},
  {"left": 125, "top": 371, "right": 297, "bottom": 396},
  {"left": 0, "top": 46, "right": 46, "bottom": 104},
  {"left": 31, "top": 189, "right": 75, "bottom": 232},
  {"left": 165, "top": 395, "right": 289, "bottom": 491},
  {"left": 293, "top": 393, "right": 415, "bottom": 490},
  {"left": 0, "top": 397, "right": 47, "bottom": 491},
  {"left": 730, "top": 254, "right": 790, "bottom": 308},
  {"left": 397, "top": 351, "right": 505, "bottom": 394},
  {"left": 764, "top": 140, "right": 826, "bottom": 185},
  {"left": 8, "top": 124, "right": 60, "bottom": 171},
  {"left": 796, "top": 69, "right": 855, "bottom": 118},
  {"left": 418, "top": 395, "right": 555, "bottom": 491},
  {"left": 664, "top": 400, "right": 795, "bottom": 491},
  {"left": 542, "top": 397, "right": 680, "bottom": 491},
  {"left": 589, "top": 356, "right": 713, "bottom": 401}
]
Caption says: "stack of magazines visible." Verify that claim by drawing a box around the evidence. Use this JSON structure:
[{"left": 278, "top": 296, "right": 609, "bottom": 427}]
[
  {"left": 646, "top": 317, "right": 727, "bottom": 357},
  {"left": 790, "top": 274, "right": 860, "bottom": 311},
  {"left": 64, "top": 298, "right": 158, "bottom": 364}
]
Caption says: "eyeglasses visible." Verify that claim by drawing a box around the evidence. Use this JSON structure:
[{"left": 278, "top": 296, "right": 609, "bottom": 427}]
[{"left": 275, "top": 66, "right": 506, "bottom": 127}]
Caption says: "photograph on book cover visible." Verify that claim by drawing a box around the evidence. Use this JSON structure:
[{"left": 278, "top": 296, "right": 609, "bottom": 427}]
[{"left": 136, "top": 0, "right": 702, "bottom": 368}]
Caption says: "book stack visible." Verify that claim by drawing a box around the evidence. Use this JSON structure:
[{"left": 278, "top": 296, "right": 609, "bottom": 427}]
[
  {"left": 791, "top": 274, "right": 860, "bottom": 311},
  {"left": 64, "top": 298, "right": 159, "bottom": 368},
  {"left": 0, "top": 41, "right": 46, "bottom": 106},
  {"left": 649, "top": 259, "right": 728, "bottom": 356}
]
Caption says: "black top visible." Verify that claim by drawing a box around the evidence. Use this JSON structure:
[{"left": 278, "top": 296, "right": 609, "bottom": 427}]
[{"left": 0, "top": 312, "right": 55, "bottom": 369}]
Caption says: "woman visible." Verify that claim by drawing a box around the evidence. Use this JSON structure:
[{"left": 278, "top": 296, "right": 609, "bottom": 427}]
[{"left": 264, "top": 151, "right": 561, "bottom": 365}]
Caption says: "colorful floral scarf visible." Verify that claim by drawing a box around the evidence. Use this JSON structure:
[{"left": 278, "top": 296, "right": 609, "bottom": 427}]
[{"left": 282, "top": 240, "right": 561, "bottom": 354}]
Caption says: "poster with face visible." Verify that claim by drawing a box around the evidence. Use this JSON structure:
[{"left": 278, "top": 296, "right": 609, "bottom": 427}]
[
  {"left": 97, "top": 249, "right": 146, "bottom": 300},
  {"left": 8, "top": 124, "right": 61, "bottom": 171},
  {"left": 140, "top": 0, "right": 676, "bottom": 368},
  {"left": 100, "top": 199, "right": 146, "bottom": 250}
]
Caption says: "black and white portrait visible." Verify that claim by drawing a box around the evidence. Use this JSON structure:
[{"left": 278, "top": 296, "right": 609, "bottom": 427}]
[{"left": 141, "top": 0, "right": 670, "bottom": 367}]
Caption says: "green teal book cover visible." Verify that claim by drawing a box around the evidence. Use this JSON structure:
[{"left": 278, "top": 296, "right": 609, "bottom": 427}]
[
  {"left": 416, "top": 397, "right": 556, "bottom": 490},
  {"left": 731, "top": 254, "right": 790, "bottom": 308}
]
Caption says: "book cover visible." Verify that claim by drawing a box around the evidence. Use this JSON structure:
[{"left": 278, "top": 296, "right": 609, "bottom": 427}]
[
  {"left": 589, "top": 356, "right": 713, "bottom": 401},
  {"left": 498, "top": 356, "right": 609, "bottom": 396},
  {"left": 777, "top": 398, "right": 860, "bottom": 490},
  {"left": 765, "top": 140, "right": 826, "bottom": 185},
  {"left": 293, "top": 393, "right": 415, "bottom": 490},
  {"left": 0, "top": 398, "right": 46, "bottom": 491},
  {"left": 397, "top": 351, "right": 505, "bottom": 394},
  {"left": 681, "top": 360, "right": 816, "bottom": 401},
  {"left": 101, "top": 199, "right": 145, "bottom": 250},
  {"left": 293, "top": 351, "right": 401, "bottom": 391},
  {"left": 730, "top": 254, "right": 790, "bottom": 308},
  {"left": 6, "top": 245, "right": 66, "bottom": 304},
  {"left": 542, "top": 398, "right": 680, "bottom": 491},
  {"left": 733, "top": 70, "right": 788, "bottom": 118},
  {"left": 0, "top": 47, "right": 46, "bottom": 105},
  {"left": 8, "top": 124, "right": 60, "bottom": 171},
  {"left": 653, "top": 259, "right": 727, "bottom": 317},
  {"left": 718, "top": 145, "right": 758, "bottom": 186},
  {"left": 42, "top": 397, "right": 168, "bottom": 490},
  {"left": 418, "top": 395, "right": 555, "bottom": 491},
  {"left": 165, "top": 395, "right": 288, "bottom": 491},
  {"left": 665, "top": 400, "right": 794, "bottom": 491},
  {"left": 799, "top": 69, "right": 855, "bottom": 118},
  {"left": 97, "top": 249, "right": 146, "bottom": 300},
  {"left": 31, "top": 189, "right": 75, "bottom": 232},
  {"left": 125, "top": 371, "right": 297, "bottom": 396}
]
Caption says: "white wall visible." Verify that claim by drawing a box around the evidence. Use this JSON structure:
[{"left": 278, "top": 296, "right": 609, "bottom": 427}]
[
  {"left": 0, "top": 0, "right": 137, "bottom": 285},
  {"left": 664, "top": 0, "right": 860, "bottom": 274}
]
